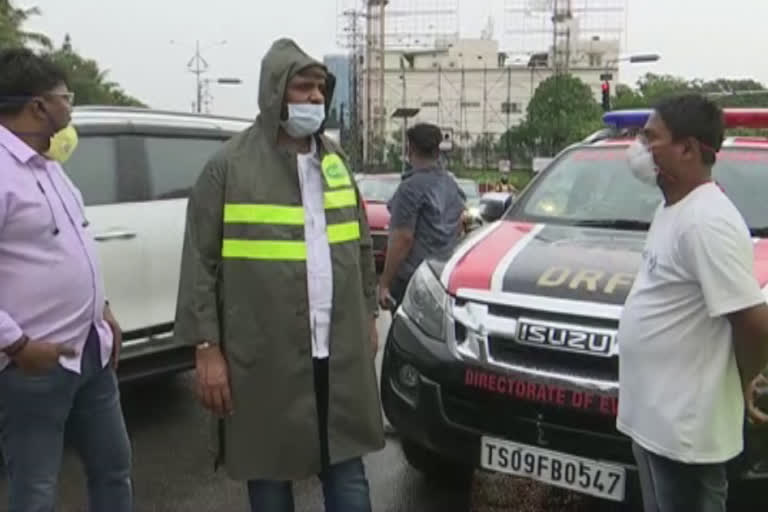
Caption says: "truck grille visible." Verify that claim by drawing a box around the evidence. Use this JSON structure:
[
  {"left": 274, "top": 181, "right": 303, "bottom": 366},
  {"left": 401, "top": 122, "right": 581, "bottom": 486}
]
[
  {"left": 481, "top": 303, "right": 620, "bottom": 381},
  {"left": 488, "top": 336, "right": 619, "bottom": 381}
]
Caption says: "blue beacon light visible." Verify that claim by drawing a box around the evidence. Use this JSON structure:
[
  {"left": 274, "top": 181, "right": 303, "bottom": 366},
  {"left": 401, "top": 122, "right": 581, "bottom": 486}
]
[{"left": 602, "top": 109, "right": 653, "bottom": 130}]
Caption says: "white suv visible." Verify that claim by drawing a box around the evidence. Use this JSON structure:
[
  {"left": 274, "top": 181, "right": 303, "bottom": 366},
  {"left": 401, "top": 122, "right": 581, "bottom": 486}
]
[{"left": 67, "top": 106, "right": 251, "bottom": 382}]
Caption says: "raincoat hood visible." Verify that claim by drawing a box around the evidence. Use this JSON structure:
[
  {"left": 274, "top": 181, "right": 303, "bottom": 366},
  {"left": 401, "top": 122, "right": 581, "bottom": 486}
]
[{"left": 257, "top": 38, "right": 336, "bottom": 142}]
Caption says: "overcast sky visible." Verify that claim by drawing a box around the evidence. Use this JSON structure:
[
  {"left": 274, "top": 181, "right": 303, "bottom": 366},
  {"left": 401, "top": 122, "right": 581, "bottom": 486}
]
[{"left": 19, "top": 0, "right": 768, "bottom": 118}]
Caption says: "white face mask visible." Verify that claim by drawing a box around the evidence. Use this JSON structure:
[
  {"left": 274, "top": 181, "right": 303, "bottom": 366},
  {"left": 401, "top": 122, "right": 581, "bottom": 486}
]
[
  {"left": 626, "top": 140, "right": 659, "bottom": 187},
  {"left": 280, "top": 103, "right": 325, "bottom": 138}
]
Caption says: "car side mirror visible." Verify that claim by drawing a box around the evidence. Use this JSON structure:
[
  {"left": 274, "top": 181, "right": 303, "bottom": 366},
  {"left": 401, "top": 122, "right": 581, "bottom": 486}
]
[{"left": 480, "top": 203, "right": 504, "bottom": 223}]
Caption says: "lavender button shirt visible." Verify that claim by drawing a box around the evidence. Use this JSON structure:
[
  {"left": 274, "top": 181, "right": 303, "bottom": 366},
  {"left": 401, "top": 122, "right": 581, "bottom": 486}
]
[{"left": 0, "top": 125, "right": 113, "bottom": 373}]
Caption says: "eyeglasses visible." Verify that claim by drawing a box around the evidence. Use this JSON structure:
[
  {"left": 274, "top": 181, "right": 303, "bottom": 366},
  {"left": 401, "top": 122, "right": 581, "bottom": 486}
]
[{"left": 46, "top": 92, "right": 75, "bottom": 105}]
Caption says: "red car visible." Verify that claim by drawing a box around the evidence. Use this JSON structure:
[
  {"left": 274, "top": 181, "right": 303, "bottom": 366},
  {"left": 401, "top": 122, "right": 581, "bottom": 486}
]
[{"left": 356, "top": 173, "right": 401, "bottom": 271}]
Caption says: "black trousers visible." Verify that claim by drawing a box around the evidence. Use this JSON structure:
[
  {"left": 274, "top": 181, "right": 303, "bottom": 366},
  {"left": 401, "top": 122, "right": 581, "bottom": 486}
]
[{"left": 313, "top": 357, "right": 330, "bottom": 470}]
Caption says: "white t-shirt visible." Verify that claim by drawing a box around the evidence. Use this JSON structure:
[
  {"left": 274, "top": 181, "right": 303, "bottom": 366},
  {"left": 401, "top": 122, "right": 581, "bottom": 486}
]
[
  {"left": 297, "top": 139, "right": 333, "bottom": 359},
  {"left": 617, "top": 182, "right": 765, "bottom": 464}
]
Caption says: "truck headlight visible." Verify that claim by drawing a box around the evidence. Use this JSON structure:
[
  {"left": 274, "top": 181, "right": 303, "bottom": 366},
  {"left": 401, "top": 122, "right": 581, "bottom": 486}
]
[{"left": 401, "top": 263, "right": 449, "bottom": 341}]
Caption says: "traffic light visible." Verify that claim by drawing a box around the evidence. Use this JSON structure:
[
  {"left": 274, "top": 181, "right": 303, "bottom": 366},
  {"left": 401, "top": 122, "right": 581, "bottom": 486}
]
[{"left": 601, "top": 81, "right": 611, "bottom": 111}]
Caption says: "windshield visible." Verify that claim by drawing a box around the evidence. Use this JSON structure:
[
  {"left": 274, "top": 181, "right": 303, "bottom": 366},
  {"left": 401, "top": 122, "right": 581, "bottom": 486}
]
[
  {"left": 512, "top": 146, "right": 768, "bottom": 232},
  {"left": 357, "top": 177, "right": 400, "bottom": 202},
  {"left": 457, "top": 180, "right": 480, "bottom": 206}
]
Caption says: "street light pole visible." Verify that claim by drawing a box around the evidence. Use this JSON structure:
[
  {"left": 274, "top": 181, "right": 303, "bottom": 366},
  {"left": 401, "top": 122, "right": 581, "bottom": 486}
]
[
  {"left": 200, "top": 77, "right": 243, "bottom": 114},
  {"left": 171, "top": 39, "right": 227, "bottom": 113},
  {"left": 194, "top": 41, "right": 204, "bottom": 113},
  {"left": 602, "top": 53, "right": 661, "bottom": 110},
  {"left": 400, "top": 56, "right": 407, "bottom": 173}
]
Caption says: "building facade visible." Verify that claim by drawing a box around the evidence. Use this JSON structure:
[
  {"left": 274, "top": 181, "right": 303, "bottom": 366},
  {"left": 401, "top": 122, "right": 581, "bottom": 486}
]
[
  {"left": 323, "top": 54, "right": 352, "bottom": 125},
  {"left": 361, "top": 37, "right": 620, "bottom": 160}
]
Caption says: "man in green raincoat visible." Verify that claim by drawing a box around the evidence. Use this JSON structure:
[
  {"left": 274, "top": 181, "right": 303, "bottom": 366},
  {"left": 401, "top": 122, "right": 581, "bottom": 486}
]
[{"left": 174, "top": 38, "right": 385, "bottom": 511}]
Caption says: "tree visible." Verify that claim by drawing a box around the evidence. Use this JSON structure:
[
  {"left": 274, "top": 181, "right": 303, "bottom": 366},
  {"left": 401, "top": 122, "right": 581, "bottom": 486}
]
[
  {"left": 525, "top": 74, "right": 603, "bottom": 156},
  {"left": 613, "top": 73, "right": 768, "bottom": 110},
  {"left": 496, "top": 121, "right": 537, "bottom": 166},
  {"left": 471, "top": 133, "right": 496, "bottom": 170},
  {"left": 635, "top": 73, "right": 695, "bottom": 105},
  {"left": 1, "top": 1, "right": 146, "bottom": 107},
  {"left": 47, "top": 35, "right": 145, "bottom": 107},
  {"left": 0, "top": 0, "right": 51, "bottom": 49},
  {"left": 612, "top": 83, "right": 647, "bottom": 110}
]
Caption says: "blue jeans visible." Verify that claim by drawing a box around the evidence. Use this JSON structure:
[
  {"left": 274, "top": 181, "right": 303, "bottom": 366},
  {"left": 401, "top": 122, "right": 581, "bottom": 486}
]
[
  {"left": 247, "top": 358, "right": 372, "bottom": 511},
  {"left": 247, "top": 457, "right": 372, "bottom": 512},
  {"left": 0, "top": 326, "right": 133, "bottom": 512},
  {"left": 632, "top": 441, "right": 727, "bottom": 512}
]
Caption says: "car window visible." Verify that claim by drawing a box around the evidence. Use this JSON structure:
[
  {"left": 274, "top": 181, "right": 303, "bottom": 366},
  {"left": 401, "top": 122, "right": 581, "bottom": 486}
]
[
  {"left": 457, "top": 180, "right": 479, "bottom": 199},
  {"left": 357, "top": 178, "right": 400, "bottom": 202},
  {"left": 62, "top": 136, "right": 119, "bottom": 206},
  {"left": 712, "top": 150, "right": 768, "bottom": 229},
  {"left": 512, "top": 146, "right": 768, "bottom": 232},
  {"left": 144, "top": 136, "right": 226, "bottom": 199}
]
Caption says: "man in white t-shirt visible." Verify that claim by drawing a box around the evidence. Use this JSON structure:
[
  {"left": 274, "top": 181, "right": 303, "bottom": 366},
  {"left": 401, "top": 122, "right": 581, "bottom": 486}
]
[{"left": 618, "top": 94, "right": 768, "bottom": 512}]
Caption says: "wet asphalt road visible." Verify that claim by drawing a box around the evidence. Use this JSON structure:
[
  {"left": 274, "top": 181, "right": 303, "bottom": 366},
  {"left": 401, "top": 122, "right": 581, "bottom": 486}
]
[
  {"left": 0, "top": 314, "right": 476, "bottom": 512},
  {"left": 0, "top": 314, "right": 612, "bottom": 512}
]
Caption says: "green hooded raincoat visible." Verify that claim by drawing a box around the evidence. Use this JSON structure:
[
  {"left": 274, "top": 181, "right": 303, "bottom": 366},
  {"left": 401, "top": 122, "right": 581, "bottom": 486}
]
[{"left": 174, "top": 38, "right": 385, "bottom": 481}]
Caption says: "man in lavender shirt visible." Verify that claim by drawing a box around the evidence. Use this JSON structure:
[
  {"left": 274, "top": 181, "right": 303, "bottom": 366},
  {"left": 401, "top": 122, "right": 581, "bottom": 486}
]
[{"left": 0, "top": 49, "right": 132, "bottom": 511}]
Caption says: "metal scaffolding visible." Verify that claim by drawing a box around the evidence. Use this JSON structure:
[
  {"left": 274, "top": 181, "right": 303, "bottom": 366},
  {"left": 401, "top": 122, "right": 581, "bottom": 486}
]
[
  {"left": 336, "top": 0, "right": 460, "bottom": 167},
  {"left": 504, "top": 0, "right": 626, "bottom": 72}
]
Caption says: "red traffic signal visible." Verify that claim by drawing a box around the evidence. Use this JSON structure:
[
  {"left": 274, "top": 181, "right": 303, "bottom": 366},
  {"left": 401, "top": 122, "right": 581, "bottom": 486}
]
[{"left": 601, "top": 81, "right": 611, "bottom": 111}]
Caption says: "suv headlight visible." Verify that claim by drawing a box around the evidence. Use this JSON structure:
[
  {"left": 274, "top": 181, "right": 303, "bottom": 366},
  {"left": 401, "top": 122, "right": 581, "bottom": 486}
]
[{"left": 401, "top": 262, "right": 449, "bottom": 341}]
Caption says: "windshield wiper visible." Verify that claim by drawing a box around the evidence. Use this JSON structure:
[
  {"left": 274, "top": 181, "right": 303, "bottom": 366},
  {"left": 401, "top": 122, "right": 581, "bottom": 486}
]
[{"left": 573, "top": 219, "right": 651, "bottom": 230}]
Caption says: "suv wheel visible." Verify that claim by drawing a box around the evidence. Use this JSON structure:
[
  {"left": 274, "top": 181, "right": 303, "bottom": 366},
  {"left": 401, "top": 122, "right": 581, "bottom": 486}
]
[{"left": 401, "top": 439, "right": 473, "bottom": 486}]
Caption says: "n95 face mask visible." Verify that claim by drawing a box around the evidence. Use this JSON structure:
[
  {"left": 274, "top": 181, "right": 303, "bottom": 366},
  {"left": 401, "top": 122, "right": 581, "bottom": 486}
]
[{"left": 626, "top": 140, "right": 658, "bottom": 187}]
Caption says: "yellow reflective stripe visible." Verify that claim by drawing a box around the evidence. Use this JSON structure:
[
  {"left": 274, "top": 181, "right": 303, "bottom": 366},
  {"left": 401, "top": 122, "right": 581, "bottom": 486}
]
[
  {"left": 327, "top": 221, "right": 360, "bottom": 243},
  {"left": 223, "top": 204, "right": 304, "bottom": 225},
  {"left": 221, "top": 239, "right": 307, "bottom": 260},
  {"left": 321, "top": 153, "right": 352, "bottom": 188},
  {"left": 323, "top": 188, "right": 357, "bottom": 209}
]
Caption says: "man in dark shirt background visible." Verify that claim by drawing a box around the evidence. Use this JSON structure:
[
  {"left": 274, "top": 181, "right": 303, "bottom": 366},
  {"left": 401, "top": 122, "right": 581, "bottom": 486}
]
[{"left": 378, "top": 123, "right": 466, "bottom": 309}]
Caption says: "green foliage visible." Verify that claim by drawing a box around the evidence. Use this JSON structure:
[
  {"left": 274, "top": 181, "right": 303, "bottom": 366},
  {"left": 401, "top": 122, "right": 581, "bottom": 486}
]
[
  {"left": 453, "top": 168, "right": 532, "bottom": 189},
  {"left": 612, "top": 83, "right": 648, "bottom": 110},
  {"left": 496, "top": 121, "right": 538, "bottom": 164},
  {"left": 525, "top": 74, "right": 604, "bottom": 157},
  {"left": 613, "top": 73, "right": 768, "bottom": 110},
  {"left": 48, "top": 35, "right": 145, "bottom": 107},
  {"left": 612, "top": 73, "right": 768, "bottom": 136},
  {"left": 497, "top": 74, "right": 603, "bottom": 162},
  {"left": 386, "top": 143, "right": 403, "bottom": 173},
  {"left": 0, "top": 0, "right": 51, "bottom": 49},
  {"left": 1, "top": 2, "right": 145, "bottom": 107}
]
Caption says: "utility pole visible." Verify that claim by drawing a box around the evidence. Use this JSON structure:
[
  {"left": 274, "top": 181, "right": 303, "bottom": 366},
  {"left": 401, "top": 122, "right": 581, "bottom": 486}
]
[
  {"left": 173, "top": 39, "right": 227, "bottom": 113},
  {"left": 482, "top": 63, "right": 488, "bottom": 171},
  {"left": 400, "top": 57, "right": 408, "bottom": 172},
  {"left": 188, "top": 40, "right": 208, "bottom": 114},
  {"left": 460, "top": 66, "right": 468, "bottom": 166},
  {"left": 437, "top": 66, "right": 442, "bottom": 127},
  {"left": 506, "top": 66, "right": 512, "bottom": 163}
]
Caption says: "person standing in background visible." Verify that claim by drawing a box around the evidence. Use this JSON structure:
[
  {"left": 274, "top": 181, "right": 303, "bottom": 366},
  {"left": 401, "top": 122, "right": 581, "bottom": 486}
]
[{"left": 378, "top": 123, "right": 466, "bottom": 309}]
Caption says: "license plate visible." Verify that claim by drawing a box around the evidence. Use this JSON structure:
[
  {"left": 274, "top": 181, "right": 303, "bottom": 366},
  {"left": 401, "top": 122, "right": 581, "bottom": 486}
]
[{"left": 480, "top": 437, "right": 626, "bottom": 502}]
